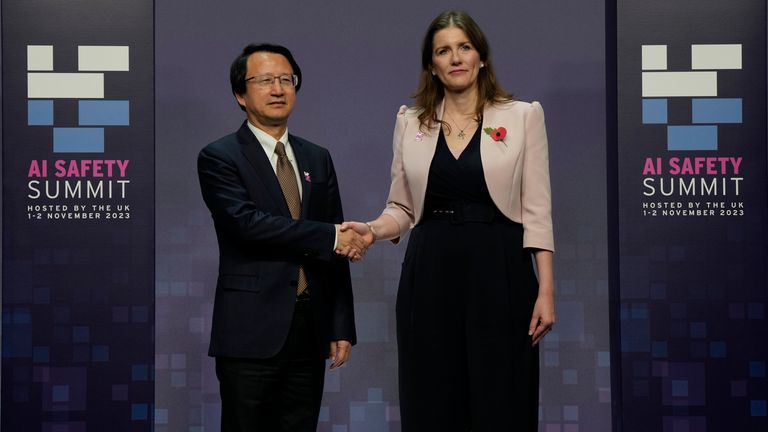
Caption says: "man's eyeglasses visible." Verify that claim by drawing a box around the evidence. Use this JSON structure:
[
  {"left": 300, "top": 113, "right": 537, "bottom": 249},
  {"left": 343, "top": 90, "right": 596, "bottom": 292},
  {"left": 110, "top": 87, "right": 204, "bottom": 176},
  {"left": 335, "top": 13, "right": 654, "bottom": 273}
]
[{"left": 245, "top": 74, "right": 299, "bottom": 88}]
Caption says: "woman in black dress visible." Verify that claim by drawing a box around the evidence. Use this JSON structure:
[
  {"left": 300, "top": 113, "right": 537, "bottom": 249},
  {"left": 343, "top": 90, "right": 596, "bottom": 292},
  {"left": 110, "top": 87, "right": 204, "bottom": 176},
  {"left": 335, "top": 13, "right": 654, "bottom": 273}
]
[{"left": 343, "top": 10, "right": 555, "bottom": 432}]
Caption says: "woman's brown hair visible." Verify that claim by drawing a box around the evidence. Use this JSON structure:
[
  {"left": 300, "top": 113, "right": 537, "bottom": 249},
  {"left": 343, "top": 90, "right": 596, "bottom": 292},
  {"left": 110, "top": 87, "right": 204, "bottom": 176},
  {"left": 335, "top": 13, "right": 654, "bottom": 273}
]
[{"left": 412, "top": 10, "right": 512, "bottom": 132}]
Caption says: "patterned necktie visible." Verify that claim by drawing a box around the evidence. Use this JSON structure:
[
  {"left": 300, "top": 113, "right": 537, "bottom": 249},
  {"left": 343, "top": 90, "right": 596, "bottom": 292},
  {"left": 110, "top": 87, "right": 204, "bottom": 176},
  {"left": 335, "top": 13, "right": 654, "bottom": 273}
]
[{"left": 274, "top": 141, "right": 308, "bottom": 296}]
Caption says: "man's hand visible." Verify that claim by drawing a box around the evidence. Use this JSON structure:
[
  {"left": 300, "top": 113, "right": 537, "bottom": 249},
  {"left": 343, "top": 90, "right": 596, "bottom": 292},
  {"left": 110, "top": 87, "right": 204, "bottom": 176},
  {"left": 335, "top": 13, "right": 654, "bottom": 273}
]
[
  {"left": 335, "top": 225, "right": 367, "bottom": 259},
  {"left": 340, "top": 221, "right": 375, "bottom": 245},
  {"left": 329, "top": 340, "right": 351, "bottom": 369},
  {"left": 339, "top": 221, "right": 375, "bottom": 261}
]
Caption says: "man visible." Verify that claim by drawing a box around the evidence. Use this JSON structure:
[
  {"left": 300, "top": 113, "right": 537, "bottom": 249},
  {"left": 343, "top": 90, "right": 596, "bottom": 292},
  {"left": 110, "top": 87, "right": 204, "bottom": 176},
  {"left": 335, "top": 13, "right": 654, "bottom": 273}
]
[{"left": 198, "top": 43, "right": 361, "bottom": 432}]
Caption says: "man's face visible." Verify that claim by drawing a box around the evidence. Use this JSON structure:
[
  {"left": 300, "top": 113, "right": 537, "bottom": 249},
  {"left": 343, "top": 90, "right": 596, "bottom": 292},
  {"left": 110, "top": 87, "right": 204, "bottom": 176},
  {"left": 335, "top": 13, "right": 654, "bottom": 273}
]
[{"left": 235, "top": 52, "right": 296, "bottom": 129}]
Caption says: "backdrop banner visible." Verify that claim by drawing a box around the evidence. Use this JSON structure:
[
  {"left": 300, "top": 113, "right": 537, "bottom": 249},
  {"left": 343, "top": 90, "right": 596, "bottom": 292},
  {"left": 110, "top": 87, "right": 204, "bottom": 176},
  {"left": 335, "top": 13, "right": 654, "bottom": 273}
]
[
  {"left": 615, "top": 0, "right": 767, "bottom": 430},
  {"left": 1, "top": 1, "right": 154, "bottom": 430}
]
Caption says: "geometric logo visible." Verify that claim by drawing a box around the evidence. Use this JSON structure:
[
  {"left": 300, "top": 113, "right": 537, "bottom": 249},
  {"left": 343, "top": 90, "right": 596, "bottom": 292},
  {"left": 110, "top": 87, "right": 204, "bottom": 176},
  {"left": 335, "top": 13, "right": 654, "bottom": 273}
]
[
  {"left": 641, "top": 44, "right": 742, "bottom": 151},
  {"left": 27, "top": 45, "right": 130, "bottom": 153}
]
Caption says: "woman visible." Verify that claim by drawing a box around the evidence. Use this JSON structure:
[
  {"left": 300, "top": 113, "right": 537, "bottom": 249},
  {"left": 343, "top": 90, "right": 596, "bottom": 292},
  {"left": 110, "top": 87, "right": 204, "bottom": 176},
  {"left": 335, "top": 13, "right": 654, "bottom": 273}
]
[{"left": 344, "top": 10, "right": 555, "bottom": 431}]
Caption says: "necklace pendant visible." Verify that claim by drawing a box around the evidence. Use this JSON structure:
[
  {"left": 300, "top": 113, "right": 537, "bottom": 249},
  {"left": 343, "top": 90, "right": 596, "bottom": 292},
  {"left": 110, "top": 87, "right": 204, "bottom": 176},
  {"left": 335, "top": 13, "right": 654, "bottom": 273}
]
[{"left": 458, "top": 130, "right": 466, "bottom": 139}]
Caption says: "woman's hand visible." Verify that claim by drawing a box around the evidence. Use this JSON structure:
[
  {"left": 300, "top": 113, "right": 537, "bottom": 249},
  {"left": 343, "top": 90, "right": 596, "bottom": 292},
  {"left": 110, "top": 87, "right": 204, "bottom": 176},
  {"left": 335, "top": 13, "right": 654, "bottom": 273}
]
[{"left": 528, "top": 290, "right": 556, "bottom": 346}]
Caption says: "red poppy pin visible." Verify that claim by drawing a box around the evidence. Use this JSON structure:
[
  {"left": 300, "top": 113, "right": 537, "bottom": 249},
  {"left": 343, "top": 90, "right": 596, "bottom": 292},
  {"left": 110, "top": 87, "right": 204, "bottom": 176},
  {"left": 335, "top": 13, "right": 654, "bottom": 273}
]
[{"left": 483, "top": 126, "right": 507, "bottom": 146}]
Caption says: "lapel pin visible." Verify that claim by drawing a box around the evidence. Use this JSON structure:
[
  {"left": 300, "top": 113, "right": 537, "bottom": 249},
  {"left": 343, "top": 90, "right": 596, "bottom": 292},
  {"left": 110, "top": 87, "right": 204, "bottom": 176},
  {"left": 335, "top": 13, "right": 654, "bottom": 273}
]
[
  {"left": 483, "top": 126, "right": 508, "bottom": 147},
  {"left": 415, "top": 132, "right": 425, "bottom": 142},
  {"left": 303, "top": 171, "right": 311, "bottom": 182}
]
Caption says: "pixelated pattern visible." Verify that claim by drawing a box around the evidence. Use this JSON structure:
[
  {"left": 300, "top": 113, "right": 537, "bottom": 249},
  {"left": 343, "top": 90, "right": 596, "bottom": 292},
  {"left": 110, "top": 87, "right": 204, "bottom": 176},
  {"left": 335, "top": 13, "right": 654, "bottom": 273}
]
[
  {"left": 155, "top": 180, "right": 611, "bottom": 432},
  {"left": 617, "top": 2, "right": 768, "bottom": 430},
  {"left": 26, "top": 45, "right": 130, "bottom": 153},
  {"left": 641, "top": 44, "right": 743, "bottom": 150},
  {"left": 2, "top": 2, "right": 155, "bottom": 431}
]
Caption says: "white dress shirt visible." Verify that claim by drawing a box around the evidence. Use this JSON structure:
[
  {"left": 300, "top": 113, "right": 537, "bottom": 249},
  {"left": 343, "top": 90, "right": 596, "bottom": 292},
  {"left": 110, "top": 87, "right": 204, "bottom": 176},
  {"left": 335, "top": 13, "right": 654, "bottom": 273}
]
[
  {"left": 246, "top": 122, "right": 339, "bottom": 249},
  {"left": 247, "top": 122, "right": 302, "bottom": 199}
]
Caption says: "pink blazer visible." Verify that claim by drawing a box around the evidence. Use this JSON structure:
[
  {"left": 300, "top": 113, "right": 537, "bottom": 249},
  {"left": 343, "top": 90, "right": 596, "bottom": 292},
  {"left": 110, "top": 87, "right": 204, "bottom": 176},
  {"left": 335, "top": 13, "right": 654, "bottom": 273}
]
[{"left": 382, "top": 100, "right": 554, "bottom": 252}]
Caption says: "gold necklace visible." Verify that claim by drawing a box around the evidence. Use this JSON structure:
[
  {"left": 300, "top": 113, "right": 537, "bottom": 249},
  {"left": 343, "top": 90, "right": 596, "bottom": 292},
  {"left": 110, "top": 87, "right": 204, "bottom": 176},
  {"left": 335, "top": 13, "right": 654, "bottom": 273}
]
[{"left": 445, "top": 112, "right": 475, "bottom": 139}]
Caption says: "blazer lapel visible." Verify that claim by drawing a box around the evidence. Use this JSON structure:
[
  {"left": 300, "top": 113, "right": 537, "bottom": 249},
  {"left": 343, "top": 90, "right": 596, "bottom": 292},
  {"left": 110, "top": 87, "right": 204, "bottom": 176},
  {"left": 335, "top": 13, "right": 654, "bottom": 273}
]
[
  {"left": 480, "top": 104, "right": 506, "bottom": 159},
  {"left": 408, "top": 100, "right": 442, "bottom": 181},
  {"left": 236, "top": 123, "right": 292, "bottom": 217},
  {"left": 289, "top": 134, "right": 313, "bottom": 218},
  {"left": 401, "top": 101, "right": 442, "bottom": 221},
  {"left": 480, "top": 103, "right": 523, "bottom": 200}
]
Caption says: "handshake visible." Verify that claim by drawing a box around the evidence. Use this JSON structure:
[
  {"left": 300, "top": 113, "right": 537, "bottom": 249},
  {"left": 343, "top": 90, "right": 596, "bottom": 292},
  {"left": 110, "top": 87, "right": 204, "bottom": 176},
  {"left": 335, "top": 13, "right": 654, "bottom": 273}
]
[{"left": 334, "top": 221, "right": 376, "bottom": 261}]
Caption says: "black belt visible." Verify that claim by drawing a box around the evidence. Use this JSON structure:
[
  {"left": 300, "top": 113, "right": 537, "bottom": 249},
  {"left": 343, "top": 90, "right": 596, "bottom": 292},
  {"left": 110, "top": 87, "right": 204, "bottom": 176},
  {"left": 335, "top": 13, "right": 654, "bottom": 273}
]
[{"left": 423, "top": 202, "right": 499, "bottom": 224}]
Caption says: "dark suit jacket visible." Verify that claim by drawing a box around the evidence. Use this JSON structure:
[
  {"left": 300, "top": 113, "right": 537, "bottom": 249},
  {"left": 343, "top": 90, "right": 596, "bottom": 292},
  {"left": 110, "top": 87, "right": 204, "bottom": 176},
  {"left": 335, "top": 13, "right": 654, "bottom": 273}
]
[{"left": 198, "top": 121, "right": 356, "bottom": 359}]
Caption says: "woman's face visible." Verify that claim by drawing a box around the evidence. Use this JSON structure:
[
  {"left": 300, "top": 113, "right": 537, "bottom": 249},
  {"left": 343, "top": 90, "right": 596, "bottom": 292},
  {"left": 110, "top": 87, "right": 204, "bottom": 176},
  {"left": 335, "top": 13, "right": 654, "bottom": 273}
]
[{"left": 430, "top": 26, "right": 482, "bottom": 94}]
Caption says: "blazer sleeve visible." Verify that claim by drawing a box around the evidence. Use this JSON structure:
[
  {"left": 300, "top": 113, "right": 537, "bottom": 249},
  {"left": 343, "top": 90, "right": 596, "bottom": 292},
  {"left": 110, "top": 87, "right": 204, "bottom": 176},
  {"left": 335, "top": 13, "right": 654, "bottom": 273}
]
[
  {"left": 198, "top": 143, "right": 337, "bottom": 261},
  {"left": 521, "top": 101, "right": 555, "bottom": 252},
  {"left": 382, "top": 105, "right": 415, "bottom": 242}
]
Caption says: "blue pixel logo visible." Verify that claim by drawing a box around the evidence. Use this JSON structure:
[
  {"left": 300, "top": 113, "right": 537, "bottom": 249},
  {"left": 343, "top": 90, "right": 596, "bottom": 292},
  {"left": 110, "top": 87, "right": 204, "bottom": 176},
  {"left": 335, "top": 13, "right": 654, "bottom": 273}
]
[
  {"left": 641, "top": 44, "right": 742, "bottom": 151},
  {"left": 27, "top": 45, "right": 130, "bottom": 153}
]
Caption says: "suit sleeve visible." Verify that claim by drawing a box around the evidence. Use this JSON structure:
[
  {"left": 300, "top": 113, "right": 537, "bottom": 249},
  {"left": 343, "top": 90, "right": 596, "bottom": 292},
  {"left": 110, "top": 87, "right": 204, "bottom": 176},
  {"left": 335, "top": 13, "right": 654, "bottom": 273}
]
[
  {"left": 198, "top": 144, "right": 337, "bottom": 261},
  {"left": 521, "top": 101, "right": 555, "bottom": 252},
  {"left": 382, "top": 105, "right": 416, "bottom": 242},
  {"left": 322, "top": 151, "right": 357, "bottom": 343}
]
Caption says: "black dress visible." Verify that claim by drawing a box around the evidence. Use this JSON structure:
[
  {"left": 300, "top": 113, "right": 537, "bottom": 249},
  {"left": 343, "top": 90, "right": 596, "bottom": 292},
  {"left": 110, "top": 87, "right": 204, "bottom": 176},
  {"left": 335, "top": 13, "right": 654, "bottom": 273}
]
[{"left": 396, "top": 125, "right": 540, "bottom": 431}]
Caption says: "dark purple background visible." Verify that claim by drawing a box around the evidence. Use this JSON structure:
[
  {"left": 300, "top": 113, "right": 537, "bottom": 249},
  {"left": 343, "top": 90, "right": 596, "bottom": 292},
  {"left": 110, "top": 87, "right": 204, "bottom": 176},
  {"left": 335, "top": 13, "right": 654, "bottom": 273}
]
[{"left": 155, "top": 1, "right": 610, "bottom": 431}]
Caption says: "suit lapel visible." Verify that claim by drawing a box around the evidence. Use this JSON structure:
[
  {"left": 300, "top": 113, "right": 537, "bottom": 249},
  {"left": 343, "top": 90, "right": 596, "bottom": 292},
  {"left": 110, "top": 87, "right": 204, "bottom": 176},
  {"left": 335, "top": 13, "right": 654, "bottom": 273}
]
[
  {"left": 236, "top": 123, "right": 292, "bottom": 217},
  {"left": 289, "top": 134, "right": 313, "bottom": 218}
]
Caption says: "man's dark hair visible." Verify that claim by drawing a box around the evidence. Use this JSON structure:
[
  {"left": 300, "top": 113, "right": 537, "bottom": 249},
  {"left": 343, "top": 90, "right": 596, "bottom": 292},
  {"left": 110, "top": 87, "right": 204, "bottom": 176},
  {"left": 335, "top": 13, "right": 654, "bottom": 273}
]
[{"left": 230, "top": 43, "right": 302, "bottom": 111}]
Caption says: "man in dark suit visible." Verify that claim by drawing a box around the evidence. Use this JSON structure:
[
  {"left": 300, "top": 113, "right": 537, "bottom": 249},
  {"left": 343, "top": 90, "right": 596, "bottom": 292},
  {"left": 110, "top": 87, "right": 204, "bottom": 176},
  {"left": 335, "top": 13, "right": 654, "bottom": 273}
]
[{"left": 197, "top": 43, "right": 362, "bottom": 432}]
